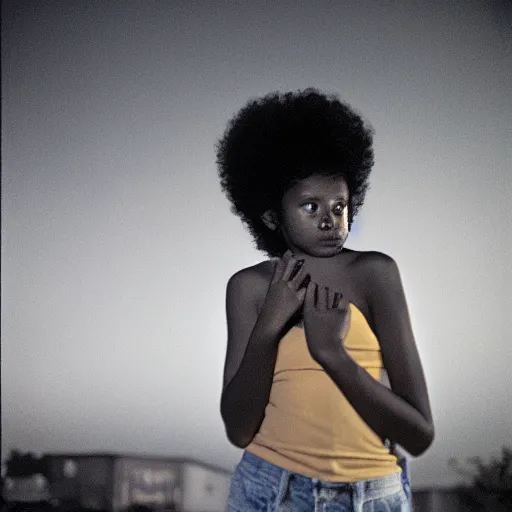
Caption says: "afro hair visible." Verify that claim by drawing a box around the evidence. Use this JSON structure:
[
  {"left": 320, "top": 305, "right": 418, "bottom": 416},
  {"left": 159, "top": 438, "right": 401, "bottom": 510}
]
[{"left": 216, "top": 88, "right": 374, "bottom": 257}]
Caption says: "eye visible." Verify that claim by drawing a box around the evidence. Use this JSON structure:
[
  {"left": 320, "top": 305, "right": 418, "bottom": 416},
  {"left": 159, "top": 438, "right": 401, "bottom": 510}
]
[
  {"left": 301, "top": 202, "right": 317, "bottom": 213},
  {"left": 332, "top": 203, "right": 346, "bottom": 215}
]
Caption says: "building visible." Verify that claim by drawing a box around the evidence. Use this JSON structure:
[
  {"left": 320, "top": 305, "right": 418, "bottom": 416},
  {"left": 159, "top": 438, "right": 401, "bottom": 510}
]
[
  {"left": 42, "top": 453, "right": 233, "bottom": 512},
  {"left": 2, "top": 473, "right": 51, "bottom": 504}
]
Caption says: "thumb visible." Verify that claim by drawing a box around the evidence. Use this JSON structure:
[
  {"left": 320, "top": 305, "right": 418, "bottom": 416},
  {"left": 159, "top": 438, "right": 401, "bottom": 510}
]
[
  {"left": 271, "top": 259, "right": 284, "bottom": 284},
  {"left": 272, "top": 250, "right": 293, "bottom": 284}
]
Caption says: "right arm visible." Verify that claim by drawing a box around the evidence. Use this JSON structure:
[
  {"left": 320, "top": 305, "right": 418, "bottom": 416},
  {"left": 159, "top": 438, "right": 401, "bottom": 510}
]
[{"left": 220, "top": 253, "right": 308, "bottom": 448}]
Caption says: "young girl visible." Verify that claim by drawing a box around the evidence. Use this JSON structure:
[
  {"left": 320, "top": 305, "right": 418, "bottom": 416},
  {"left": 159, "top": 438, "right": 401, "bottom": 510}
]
[{"left": 216, "top": 89, "right": 434, "bottom": 511}]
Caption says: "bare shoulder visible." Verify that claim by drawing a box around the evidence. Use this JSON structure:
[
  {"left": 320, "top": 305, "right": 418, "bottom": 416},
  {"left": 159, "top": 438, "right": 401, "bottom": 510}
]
[
  {"left": 344, "top": 249, "right": 401, "bottom": 298},
  {"left": 350, "top": 250, "right": 399, "bottom": 276},
  {"left": 227, "top": 259, "right": 275, "bottom": 305}
]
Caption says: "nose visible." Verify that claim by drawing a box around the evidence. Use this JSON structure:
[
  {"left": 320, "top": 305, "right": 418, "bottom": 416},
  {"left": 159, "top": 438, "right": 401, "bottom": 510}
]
[{"left": 319, "top": 215, "right": 334, "bottom": 231}]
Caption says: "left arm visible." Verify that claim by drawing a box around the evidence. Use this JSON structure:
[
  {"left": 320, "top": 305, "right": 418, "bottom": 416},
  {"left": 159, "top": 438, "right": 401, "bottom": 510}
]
[{"left": 306, "top": 254, "right": 435, "bottom": 457}]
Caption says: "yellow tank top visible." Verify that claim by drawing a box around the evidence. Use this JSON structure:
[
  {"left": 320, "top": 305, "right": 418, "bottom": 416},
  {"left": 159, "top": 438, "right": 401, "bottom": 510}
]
[{"left": 246, "top": 303, "right": 401, "bottom": 482}]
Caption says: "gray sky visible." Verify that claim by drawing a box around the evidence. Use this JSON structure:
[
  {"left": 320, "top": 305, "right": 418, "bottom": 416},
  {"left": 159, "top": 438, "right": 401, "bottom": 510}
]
[{"left": 2, "top": 0, "right": 511, "bottom": 488}]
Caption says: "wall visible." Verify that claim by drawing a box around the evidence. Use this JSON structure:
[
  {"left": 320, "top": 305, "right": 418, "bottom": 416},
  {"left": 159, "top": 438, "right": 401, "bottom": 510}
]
[
  {"left": 47, "top": 456, "right": 112, "bottom": 510},
  {"left": 182, "top": 463, "right": 231, "bottom": 512},
  {"left": 113, "top": 458, "right": 180, "bottom": 512}
]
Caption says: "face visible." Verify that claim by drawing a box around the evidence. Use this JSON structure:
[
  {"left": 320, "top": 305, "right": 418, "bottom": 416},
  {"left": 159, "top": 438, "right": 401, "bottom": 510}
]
[{"left": 276, "top": 174, "right": 350, "bottom": 257}]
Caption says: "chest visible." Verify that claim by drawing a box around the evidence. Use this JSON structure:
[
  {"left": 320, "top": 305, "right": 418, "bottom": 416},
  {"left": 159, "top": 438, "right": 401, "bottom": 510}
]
[
  {"left": 255, "top": 256, "right": 379, "bottom": 335},
  {"left": 299, "top": 262, "right": 375, "bottom": 331},
  {"left": 275, "top": 303, "right": 383, "bottom": 375}
]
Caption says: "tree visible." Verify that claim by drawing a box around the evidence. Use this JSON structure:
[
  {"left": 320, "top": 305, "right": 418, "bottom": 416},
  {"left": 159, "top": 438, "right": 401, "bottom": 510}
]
[
  {"left": 5, "top": 450, "right": 47, "bottom": 478},
  {"left": 448, "top": 446, "right": 512, "bottom": 511}
]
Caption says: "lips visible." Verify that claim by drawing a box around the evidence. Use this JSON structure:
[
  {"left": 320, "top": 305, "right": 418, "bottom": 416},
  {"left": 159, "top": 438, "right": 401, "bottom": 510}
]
[{"left": 319, "top": 237, "right": 342, "bottom": 243}]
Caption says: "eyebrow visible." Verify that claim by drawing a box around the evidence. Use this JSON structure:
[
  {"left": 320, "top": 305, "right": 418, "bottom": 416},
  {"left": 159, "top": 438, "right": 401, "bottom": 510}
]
[{"left": 298, "top": 195, "right": 348, "bottom": 202}]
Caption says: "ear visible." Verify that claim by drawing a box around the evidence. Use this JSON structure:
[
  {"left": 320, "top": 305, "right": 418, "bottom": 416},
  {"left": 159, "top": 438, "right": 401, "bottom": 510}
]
[{"left": 261, "top": 210, "right": 279, "bottom": 231}]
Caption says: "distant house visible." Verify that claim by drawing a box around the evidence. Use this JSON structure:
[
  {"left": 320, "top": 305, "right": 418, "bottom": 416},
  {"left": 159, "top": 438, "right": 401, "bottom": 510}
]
[
  {"left": 2, "top": 473, "right": 51, "bottom": 503},
  {"left": 42, "top": 453, "right": 233, "bottom": 512}
]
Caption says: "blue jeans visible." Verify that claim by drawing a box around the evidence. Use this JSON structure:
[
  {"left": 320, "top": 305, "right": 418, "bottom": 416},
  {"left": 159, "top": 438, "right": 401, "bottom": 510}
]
[{"left": 227, "top": 451, "right": 412, "bottom": 511}]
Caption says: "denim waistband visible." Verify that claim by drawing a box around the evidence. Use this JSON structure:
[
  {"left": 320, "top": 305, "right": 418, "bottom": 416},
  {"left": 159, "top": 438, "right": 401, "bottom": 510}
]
[
  {"left": 241, "top": 450, "right": 404, "bottom": 491},
  {"left": 233, "top": 451, "right": 411, "bottom": 510}
]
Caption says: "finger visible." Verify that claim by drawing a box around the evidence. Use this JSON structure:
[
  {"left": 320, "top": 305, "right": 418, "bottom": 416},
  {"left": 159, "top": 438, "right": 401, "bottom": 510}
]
[
  {"left": 337, "top": 293, "right": 350, "bottom": 311},
  {"left": 288, "top": 260, "right": 304, "bottom": 281},
  {"left": 271, "top": 250, "right": 293, "bottom": 283},
  {"left": 282, "top": 249, "right": 293, "bottom": 262},
  {"left": 317, "top": 286, "right": 325, "bottom": 311},
  {"left": 324, "top": 287, "right": 331, "bottom": 310},
  {"left": 341, "top": 299, "right": 351, "bottom": 324},
  {"left": 288, "top": 259, "right": 305, "bottom": 281},
  {"left": 270, "top": 258, "right": 284, "bottom": 284},
  {"left": 297, "top": 273, "right": 311, "bottom": 291},
  {"left": 305, "top": 279, "right": 315, "bottom": 307},
  {"left": 282, "top": 257, "right": 301, "bottom": 281},
  {"left": 297, "top": 281, "right": 308, "bottom": 303}
]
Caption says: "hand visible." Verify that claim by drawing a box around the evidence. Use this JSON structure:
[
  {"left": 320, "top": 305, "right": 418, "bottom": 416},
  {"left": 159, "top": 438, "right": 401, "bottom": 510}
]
[
  {"left": 303, "top": 281, "right": 351, "bottom": 365},
  {"left": 262, "top": 250, "right": 311, "bottom": 327}
]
